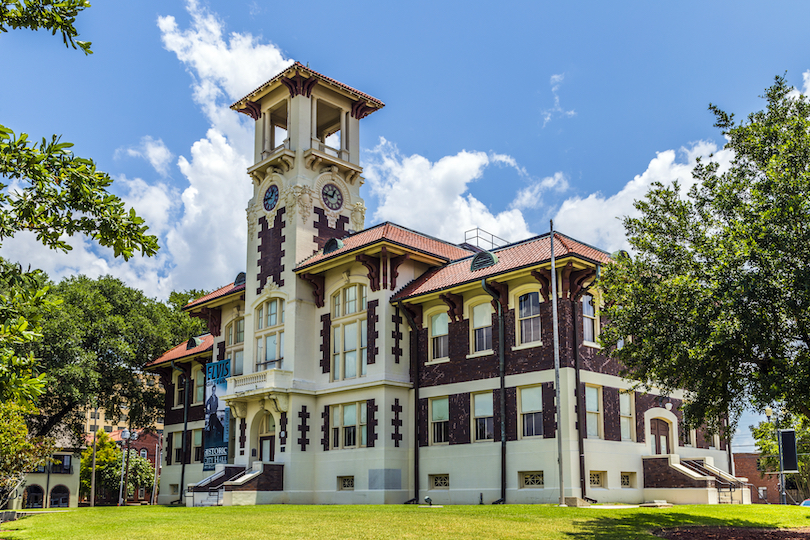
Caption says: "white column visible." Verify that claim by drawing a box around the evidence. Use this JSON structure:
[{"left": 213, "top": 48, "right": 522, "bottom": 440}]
[
  {"left": 262, "top": 112, "right": 271, "bottom": 156},
  {"left": 340, "top": 111, "right": 348, "bottom": 160},
  {"left": 311, "top": 97, "right": 318, "bottom": 149}
]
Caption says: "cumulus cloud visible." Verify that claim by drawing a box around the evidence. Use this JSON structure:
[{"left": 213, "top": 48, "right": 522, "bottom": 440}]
[
  {"left": 541, "top": 73, "right": 576, "bottom": 127},
  {"left": 510, "top": 172, "right": 569, "bottom": 211},
  {"left": 116, "top": 136, "right": 174, "bottom": 176},
  {"left": 364, "top": 138, "right": 533, "bottom": 245},
  {"left": 552, "top": 140, "right": 733, "bottom": 253},
  {"left": 788, "top": 69, "right": 810, "bottom": 99}
]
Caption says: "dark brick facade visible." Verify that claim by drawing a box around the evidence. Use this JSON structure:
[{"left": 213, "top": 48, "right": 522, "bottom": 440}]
[
  {"left": 493, "top": 387, "right": 518, "bottom": 442},
  {"left": 367, "top": 399, "right": 378, "bottom": 447},
  {"left": 321, "top": 406, "right": 329, "bottom": 451},
  {"left": 542, "top": 382, "right": 556, "bottom": 438},
  {"left": 602, "top": 386, "right": 621, "bottom": 442},
  {"left": 643, "top": 457, "right": 714, "bottom": 489},
  {"left": 449, "top": 392, "right": 471, "bottom": 445},
  {"left": 367, "top": 300, "right": 379, "bottom": 365},
  {"left": 391, "top": 398, "right": 403, "bottom": 447},
  {"left": 392, "top": 310, "right": 403, "bottom": 363},
  {"left": 320, "top": 313, "right": 331, "bottom": 374},
  {"left": 734, "top": 453, "right": 780, "bottom": 503},
  {"left": 298, "top": 405, "right": 310, "bottom": 451},
  {"left": 224, "top": 464, "right": 283, "bottom": 492},
  {"left": 279, "top": 412, "right": 288, "bottom": 446},
  {"left": 417, "top": 398, "right": 428, "bottom": 447},
  {"left": 256, "top": 209, "right": 285, "bottom": 294},
  {"left": 312, "top": 207, "right": 349, "bottom": 250}
]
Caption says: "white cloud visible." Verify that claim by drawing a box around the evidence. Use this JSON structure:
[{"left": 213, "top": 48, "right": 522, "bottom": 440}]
[
  {"left": 552, "top": 140, "right": 733, "bottom": 253},
  {"left": 510, "top": 172, "right": 569, "bottom": 211},
  {"left": 117, "top": 136, "right": 174, "bottom": 177},
  {"left": 364, "top": 138, "right": 533, "bottom": 245},
  {"left": 541, "top": 73, "right": 576, "bottom": 127},
  {"left": 788, "top": 69, "right": 810, "bottom": 99}
]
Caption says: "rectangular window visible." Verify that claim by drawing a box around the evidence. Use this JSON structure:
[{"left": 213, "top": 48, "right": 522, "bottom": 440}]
[
  {"left": 431, "top": 313, "right": 449, "bottom": 360},
  {"left": 235, "top": 319, "right": 245, "bottom": 344},
  {"left": 338, "top": 476, "right": 354, "bottom": 491},
  {"left": 582, "top": 294, "right": 597, "bottom": 342},
  {"left": 257, "top": 307, "right": 264, "bottom": 330},
  {"left": 193, "top": 429, "right": 203, "bottom": 462},
  {"left": 170, "top": 484, "right": 179, "bottom": 495},
  {"left": 232, "top": 350, "right": 244, "bottom": 376},
  {"left": 472, "top": 303, "right": 492, "bottom": 352},
  {"left": 429, "top": 474, "right": 449, "bottom": 489},
  {"left": 257, "top": 331, "right": 284, "bottom": 370},
  {"left": 332, "top": 321, "right": 367, "bottom": 381},
  {"left": 589, "top": 471, "right": 605, "bottom": 488},
  {"left": 621, "top": 472, "right": 635, "bottom": 488},
  {"left": 520, "top": 471, "right": 544, "bottom": 488},
  {"left": 104, "top": 426, "right": 112, "bottom": 433},
  {"left": 758, "top": 486, "right": 767, "bottom": 500},
  {"left": 268, "top": 300, "right": 278, "bottom": 326},
  {"left": 473, "top": 393, "right": 494, "bottom": 441},
  {"left": 620, "top": 392, "right": 633, "bottom": 441},
  {"left": 518, "top": 292, "right": 541, "bottom": 344},
  {"left": 521, "top": 386, "right": 543, "bottom": 437},
  {"left": 330, "top": 402, "right": 367, "bottom": 449},
  {"left": 194, "top": 370, "right": 205, "bottom": 403},
  {"left": 176, "top": 375, "right": 186, "bottom": 407},
  {"left": 174, "top": 432, "right": 183, "bottom": 463},
  {"left": 585, "top": 386, "right": 601, "bottom": 438},
  {"left": 430, "top": 397, "right": 449, "bottom": 444}
]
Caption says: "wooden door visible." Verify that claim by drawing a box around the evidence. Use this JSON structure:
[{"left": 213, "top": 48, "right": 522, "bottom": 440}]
[
  {"left": 651, "top": 418, "right": 670, "bottom": 454},
  {"left": 259, "top": 435, "right": 275, "bottom": 462}
]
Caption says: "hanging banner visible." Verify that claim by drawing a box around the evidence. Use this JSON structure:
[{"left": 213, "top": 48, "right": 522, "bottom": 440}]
[{"left": 203, "top": 359, "right": 230, "bottom": 471}]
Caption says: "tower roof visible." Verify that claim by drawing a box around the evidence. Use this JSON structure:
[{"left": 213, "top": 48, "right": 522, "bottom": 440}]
[{"left": 230, "top": 62, "right": 385, "bottom": 118}]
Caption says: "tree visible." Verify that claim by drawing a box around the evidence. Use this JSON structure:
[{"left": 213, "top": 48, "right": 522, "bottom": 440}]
[
  {"left": 0, "top": 1, "right": 159, "bottom": 403},
  {"left": 752, "top": 415, "right": 810, "bottom": 502},
  {"left": 0, "top": 401, "right": 54, "bottom": 508},
  {"left": 79, "top": 430, "right": 153, "bottom": 504},
  {"left": 599, "top": 76, "right": 810, "bottom": 429},
  {"left": 26, "top": 276, "right": 207, "bottom": 440}
]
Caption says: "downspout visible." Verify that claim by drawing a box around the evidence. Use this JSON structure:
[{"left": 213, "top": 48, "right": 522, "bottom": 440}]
[
  {"left": 482, "top": 279, "right": 506, "bottom": 504},
  {"left": 398, "top": 303, "right": 420, "bottom": 504},
  {"left": 574, "top": 265, "right": 600, "bottom": 502},
  {"left": 171, "top": 360, "right": 189, "bottom": 505}
]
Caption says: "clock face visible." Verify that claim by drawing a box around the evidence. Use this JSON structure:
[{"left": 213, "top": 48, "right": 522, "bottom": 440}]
[
  {"left": 263, "top": 185, "right": 279, "bottom": 212},
  {"left": 321, "top": 183, "right": 343, "bottom": 211}
]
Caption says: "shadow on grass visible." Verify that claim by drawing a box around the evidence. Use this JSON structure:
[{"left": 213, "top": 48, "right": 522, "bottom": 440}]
[{"left": 564, "top": 511, "right": 810, "bottom": 540}]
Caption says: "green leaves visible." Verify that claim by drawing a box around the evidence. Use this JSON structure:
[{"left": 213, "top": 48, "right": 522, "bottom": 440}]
[
  {"left": 601, "top": 76, "right": 810, "bottom": 430},
  {"left": 0, "top": 0, "right": 93, "bottom": 54}
]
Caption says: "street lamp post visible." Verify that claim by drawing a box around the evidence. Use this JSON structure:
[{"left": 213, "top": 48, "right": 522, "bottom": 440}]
[
  {"left": 118, "top": 428, "right": 138, "bottom": 506},
  {"left": 765, "top": 407, "right": 787, "bottom": 505}
]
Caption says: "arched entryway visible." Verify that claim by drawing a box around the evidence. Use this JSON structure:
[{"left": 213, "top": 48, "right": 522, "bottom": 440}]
[
  {"left": 23, "top": 485, "right": 44, "bottom": 509},
  {"left": 49, "top": 485, "right": 70, "bottom": 508},
  {"left": 258, "top": 412, "right": 276, "bottom": 462},
  {"left": 651, "top": 418, "right": 671, "bottom": 454}
]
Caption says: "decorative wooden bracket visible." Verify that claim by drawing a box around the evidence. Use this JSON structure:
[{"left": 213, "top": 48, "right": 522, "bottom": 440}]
[
  {"left": 355, "top": 254, "right": 380, "bottom": 291},
  {"left": 439, "top": 292, "right": 464, "bottom": 322},
  {"left": 487, "top": 279, "right": 508, "bottom": 311},
  {"left": 280, "top": 72, "right": 318, "bottom": 98},
  {"left": 237, "top": 100, "right": 261, "bottom": 121},
  {"left": 300, "top": 273, "right": 325, "bottom": 308},
  {"left": 401, "top": 302, "right": 423, "bottom": 328},
  {"left": 193, "top": 307, "right": 222, "bottom": 337},
  {"left": 560, "top": 261, "right": 574, "bottom": 300},
  {"left": 530, "top": 269, "right": 552, "bottom": 302},
  {"left": 569, "top": 268, "right": 596, "bottom": 301},
  {"left": 381, "top": 246, "right": 389, "bottom": 290},
  {"left": 389, "top": 253, "right": 410, "bottom": 291},
  {"left": 351, "top": 100, "right": 377, "bottom": 119}
]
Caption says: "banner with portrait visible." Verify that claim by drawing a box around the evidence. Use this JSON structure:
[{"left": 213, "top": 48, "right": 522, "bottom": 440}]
[{"left": 203, "top": 359, "right": 230, "bottom": 471}]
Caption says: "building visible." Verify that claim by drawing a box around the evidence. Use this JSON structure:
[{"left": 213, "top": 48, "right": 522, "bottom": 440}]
[
  {"left": 108, "top": 429, "right": 162, "bottom": 504},
  {"left": 733, "top": 453, "right": 780, "bottom": 504},
  {"left": 5, "top": 439, "right": 82, "bottom": 510},
  {"left": 148, "top": 63, "right": 749, "bottom": 506}
]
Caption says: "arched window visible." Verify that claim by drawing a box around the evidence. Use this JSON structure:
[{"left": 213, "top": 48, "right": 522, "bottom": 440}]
[
  {"left": 23, "top": 485, "right": 43, "bottom": 509},
  {"left": 225, "top": 318, "right": 245, "bottom": 376},
  {"left": 471, "top": 303, "right": 493, "bottom": 353},
  {"left": 518, "top": 292, "right": 541, "bottom": 345},
  {"left": 258, "top": 412, "right": 276, "bottom": 461},
  {"left": 331, "top": 284, "right": 367, "bottom": 381},
  {"left": 139, "top": 448, "right": 148, "bottom": 459},
  {"left": 430, "top": 312, "right": 449, "bottom": 360},
  {"left": 175, "top": 373, "right": 186, "bottom": 407},
  {"left": 49, "top": 485, "right": 70, "bottom": 508},
  {"left": 193, "top": 367, "right": 205, "bottom": 404},
  {"left": 581, "top": 294, "right": 597, "bottom": 343},
  {"left": 256, "top": 298, "right": 285, "bottom": 371}
]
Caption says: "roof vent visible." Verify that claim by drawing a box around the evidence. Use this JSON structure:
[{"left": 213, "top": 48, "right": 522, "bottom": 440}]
[
  {"left": 186, "top": 336, "right": 203, "bottom": 350},
  {"left": 234, "top": 272, "right": 246, "bottom": 287},
  {"left": 323, "top": 238, "right": 344, "bottom": 254},
  {"left": 470, "top": 250, "right": 499, "bottom": 272}
]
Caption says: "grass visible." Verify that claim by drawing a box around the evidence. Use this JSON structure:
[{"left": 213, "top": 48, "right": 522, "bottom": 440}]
[{"left": 2, "top": 504, "right": 810, "bottom": 540}]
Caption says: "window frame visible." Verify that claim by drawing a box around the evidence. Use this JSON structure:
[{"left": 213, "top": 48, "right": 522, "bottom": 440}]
[
  {"left": 516, "top": 291, "right": 542, "bottom": 346},
  {"left": 427, "top": 309, "right": 450, "bottom": 363},
  {"left": 581, "top": 293, "right": 599, "bottom": 345},
  {"left": 472, "top": 392, "right": 494, "bottom": 442},
  {"left": 255, "top": 297, "right": 285, "bottom": 371},
  {"left": 225, "top": 317, "right": 245, "bottom": 377},
  {"left": 193, "top": 429, "right": 203, "bottom": 463},
  {"left": 519, "top": 471, "right": 544, "bottom": 489},
  {"left": 619, "top": 391, "right": 634, "bottom": 442},
  {"left": 192, "top": 366, "right": 205, "bottom": 404},
  {"left": 330, "top": 401, "right": 368, "bottom": 450},
  {"left": 429, "top": 397, "right": 449, "bottom": 445},
  {"left": 519, "top": 386, "right": 544, "bottom": 438},
  {"left": 330, "top": 284, "right": 368, "bottom": 382},
  {"left": 429, "top": 474, "right": 449, "bottom": 490},
  {"left": 174, "top": 372, "right": 186, "bottom": 409},
  {"left": 585, "top": 385, "right": 602, "bottom": 439},
  {"left": 469, "top": 301, "right": 493, "bottom": 355}
]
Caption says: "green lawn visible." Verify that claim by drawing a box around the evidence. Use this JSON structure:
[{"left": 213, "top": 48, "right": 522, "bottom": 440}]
[{"left": 2, "top": 504, "right": 810, "bottom": 540}]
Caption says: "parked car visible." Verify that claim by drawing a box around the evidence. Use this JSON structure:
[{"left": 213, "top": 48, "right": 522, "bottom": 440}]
[{"left": 800, "top": 499, "right": 810, "bottom": 507}]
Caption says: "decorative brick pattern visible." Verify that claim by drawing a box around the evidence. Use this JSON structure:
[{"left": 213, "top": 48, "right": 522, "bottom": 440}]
[
  {"left": 391, "top": 398, "right": 403, "bottom": 447},
  {"left": 734, "top": 453, "right": 780, "bottom": 503},
  {"left": 321, "top": 406, "right": 330, "bottom": 451},
  {"left": 493, "top": 387, "right": 518, "bottom": 442},
  {"left": 320, "top": 313, "right": 331, "bottom": 374},
  {"left": 166, "top": 432, "right": 173, "bottom": 465},
  {"left": 224, "top": 464, "right": 283, "bottom": 492},
  {"left": 279, "top": 412, "right": 287, "bottom": 446},
  {"left": 239, "top": 419, "right": 247, "bottom": 455},
  {"left": 695, "top": 426, "right": 711, "bottom": 449},
  {"left": 367, "top": 399, "right": 378, "bottom": 447},
  {"left": 449, "top": 392, "right": 470, "bottom": 445},
  {"left": 602, "top": 386, "right": 621, "bottom": 441},
  {"left": 165, "top": 403, "right": 205, "bottom": 425},
  {"left": 417, "top": 398, "right": 428, "bottom": 447},
  {"left": 367, "top": 300, "right": 379, "bottom": 365},
  {"left": 392, "top": 310, "right": 403, "bottom": 364},
  {"left": 643, "top": 457, "right": 714, "bottom": 489},
  {"left": 542, "top": 382, "right": 556, "bottom": 439},
  {"left": 312, "top": 207, "right": 349, "bottom": 250},
  {"left": 256, "top": 209, "right": 286, "bottom": 294},
  {"left": 298, "top": 406, "right": 310, "bottom": 451},
  {"left": 217, "top": 342, "right": 225, "bottom": 362}
]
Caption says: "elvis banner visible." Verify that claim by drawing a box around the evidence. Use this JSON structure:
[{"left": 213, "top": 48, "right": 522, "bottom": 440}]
[{"left": 203, "top": 359, "right": 230, "bottom": 471}]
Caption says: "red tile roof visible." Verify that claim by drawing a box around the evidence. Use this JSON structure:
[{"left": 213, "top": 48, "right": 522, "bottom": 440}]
[
  {"left": 183, "top": 282, "right": 245, "bottom": 311},
  {"left": 146, "top": 334, "right": 214, "bottom": 368},
  {"left": 231, "top": 61, "right": 384, "bottom": 111},
  {"left": 390, "top": 232, "right": 611, "bottom": 301},
  {"left": 295, "top": 222, "right": 475, "bottom": 271}
]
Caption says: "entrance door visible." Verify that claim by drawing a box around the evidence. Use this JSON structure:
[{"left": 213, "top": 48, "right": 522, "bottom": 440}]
[
  {"left": 259, "top": 435, "right": 275, "bottom": 462},
  {"left": 651, "top": 418, "right": 670, "bottom": 454}
]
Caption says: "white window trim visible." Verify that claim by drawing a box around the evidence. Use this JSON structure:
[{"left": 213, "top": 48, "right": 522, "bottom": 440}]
[
  {"left": 512, "top": 286, "right": 543, "bottom": 348},
  {"left": 330, "top": 401, "right": 367, "bottom": 450},
  {"left": 330, "top": 284, "right": 368, "bottom": 382},
  {"left": 172, "top": 371, "right": 186, "bottom": 410},
  {"left": 225, "top": 317, "right": 246, "bottom": 377},
  {"left": 254, "top": 297, "right": 286, "bottom": 371},
  {"left": 424, "top": 306, "right": 450, "bottom": 362},
  {"left": 191, "top": 365, "right": 205, "bottom": 405},
  {"left": 519, "top": 385, "right": 543, "bottom": 439},
  {"left": 429, "top": 397, "right": 449, "bottom": 446},
  {"left": 472, "top": 392, "right": 494, "bottom": 443},
  {"left": 585, "top": 385, "right": 603, "bottom": 439},
  {"left": 619, "top": 391, "right": 635, "bottom": 442},
  {"left": 467, "top": 298, "right": 494, "bottom": 356},
  {"left": 581, "top": 293, "right": 600, "bottom": 348}
]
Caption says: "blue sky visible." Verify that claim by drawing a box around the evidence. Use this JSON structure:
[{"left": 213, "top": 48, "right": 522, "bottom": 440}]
[{"left": 3, "top": 0, "right": 809, "bottom": 449}]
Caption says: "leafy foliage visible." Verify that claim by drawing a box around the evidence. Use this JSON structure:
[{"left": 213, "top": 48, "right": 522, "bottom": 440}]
[
  {"left": 0, "top": 401, "right": 54, "bottom": 508},
  {"left": 600, "top": 76, "right": 810, "bottom": 428},
  {"left": 0, "top": 0, "right": 92, "bottom": 54},
  {"left": 79, "top": 430, "right": 154, "bottom": 504},
  {"left": 752, "top": 415, "right": 810, "bottom": 501}
]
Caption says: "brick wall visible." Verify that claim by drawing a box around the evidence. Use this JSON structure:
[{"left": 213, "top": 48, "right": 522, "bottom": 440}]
[{"left": 733, "top": 453, "right": 780, "bottom": 504}]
